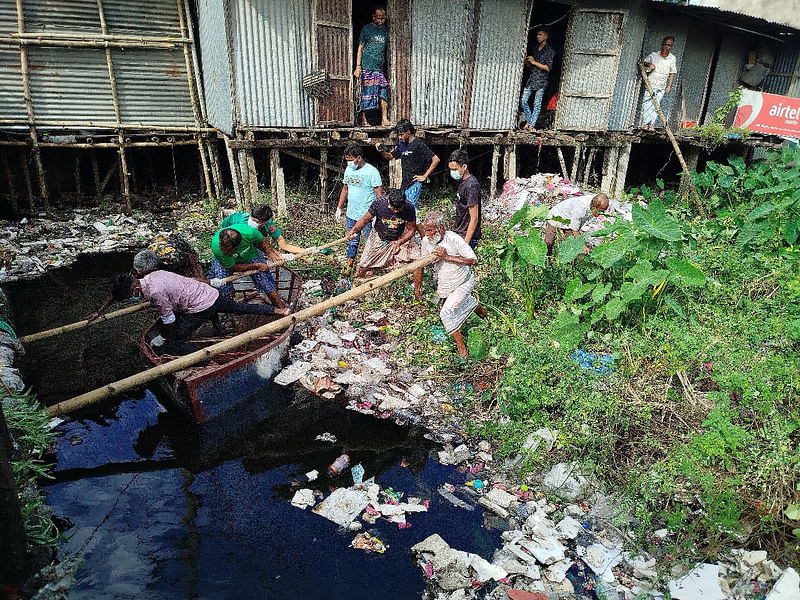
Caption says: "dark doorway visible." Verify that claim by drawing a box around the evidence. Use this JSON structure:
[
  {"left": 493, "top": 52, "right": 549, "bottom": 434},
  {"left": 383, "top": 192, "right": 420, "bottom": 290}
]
[
  {"left": 520, "top": 1, "right": 570, "bottom": 130},
  {"left": 352, "top": 0, "right": 389, "bottom": 126}
]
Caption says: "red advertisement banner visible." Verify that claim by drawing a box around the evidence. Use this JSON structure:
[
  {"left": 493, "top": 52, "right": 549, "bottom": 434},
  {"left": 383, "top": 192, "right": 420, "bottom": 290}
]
[{"left": 734, "top": 89, "right": 800, "bottom": 137}]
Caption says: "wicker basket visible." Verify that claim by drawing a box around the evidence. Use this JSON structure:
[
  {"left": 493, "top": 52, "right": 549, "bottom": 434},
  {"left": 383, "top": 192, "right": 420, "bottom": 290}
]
[{"left": 302, "top": 70, "right": 333, "bottom": 99}]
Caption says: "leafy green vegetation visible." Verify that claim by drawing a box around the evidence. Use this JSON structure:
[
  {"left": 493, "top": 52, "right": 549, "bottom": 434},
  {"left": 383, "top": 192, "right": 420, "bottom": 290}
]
[{"left": 4, "top": 391, "right": 59, "bottom": 547}]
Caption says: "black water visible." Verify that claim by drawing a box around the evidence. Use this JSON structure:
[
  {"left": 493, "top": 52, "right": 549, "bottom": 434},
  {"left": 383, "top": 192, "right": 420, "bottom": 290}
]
[{"left": 7, "top": 254, "right": 503, "bottom": 599}]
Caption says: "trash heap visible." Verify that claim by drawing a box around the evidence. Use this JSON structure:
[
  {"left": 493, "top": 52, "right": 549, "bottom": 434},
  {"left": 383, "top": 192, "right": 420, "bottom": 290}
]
[
  {"left": 0, "top": 206, "right": 213, "bottom": 282},
  {"left": 410, "top": 459, "right": 800, "bottom": 600},
  {"left": 484, "top": 175, "right": 585, "bottom": 222},
  {"left": 289, "top": 451, "right": 429, "bottom": 554}
]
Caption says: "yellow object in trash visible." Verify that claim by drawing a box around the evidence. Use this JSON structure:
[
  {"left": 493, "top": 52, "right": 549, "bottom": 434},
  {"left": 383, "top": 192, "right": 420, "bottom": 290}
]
[
  {"left": 338, "top": 360, "right": 348, "bottom": 368},
  {"left": 441, "top": 403, "right": 456, "bottom": 413}
]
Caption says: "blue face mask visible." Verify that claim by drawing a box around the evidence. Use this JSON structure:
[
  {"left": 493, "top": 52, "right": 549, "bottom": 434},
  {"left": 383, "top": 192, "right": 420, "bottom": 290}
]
[
  {"left": 347, "top": 160, "right": 356, "bottom": 169},
  {"left": 450, "top": 169, "right": 463, "bottom": 181}
]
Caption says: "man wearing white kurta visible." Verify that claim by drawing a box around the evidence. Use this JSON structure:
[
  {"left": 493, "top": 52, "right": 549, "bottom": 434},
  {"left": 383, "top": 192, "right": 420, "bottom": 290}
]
[
  {"left": 419, "top": 211, "right": 487, "bottom": 359},
  {"left": 641, "top": 36, "right": 677, "bottom": 130}
]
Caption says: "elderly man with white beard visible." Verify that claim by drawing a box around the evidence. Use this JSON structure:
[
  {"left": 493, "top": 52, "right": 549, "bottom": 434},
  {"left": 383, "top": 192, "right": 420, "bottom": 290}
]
[{"left": 417, "top": 210, "right": 488, "bottom": 359}]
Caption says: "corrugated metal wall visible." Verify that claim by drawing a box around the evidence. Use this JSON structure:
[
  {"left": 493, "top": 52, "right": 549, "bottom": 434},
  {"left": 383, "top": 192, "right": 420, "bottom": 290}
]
[
  {"left": 556, "top": 8, "right": 626, "bottom": 131},
  {"left": 703, "top": 33, "right": 748, "bottom": 124},
  {"left": 607, "top": 0, "right": 648, "bottom": 130},
  {"left": 764, "top": 40, "right": 799, "bottom": 97},
  {"left": 680, "top": 22, "right": 715, "bottom": 125},
  {"left": 639, "top": 16, "right": 688, "bottom": 128},
  {"left": 196, "top": 0, "right": 234, "bottom": 134},
  {"left": 229, "top": 0, "right": 314, "bottom": 128},
  {"left": 411, "top": 0, "right": 473, "bottom": 127},
  {"left": 470, "top": 0, "right": 529, "bottom": 130},
  {"left": 0, "top": 0, "right": 197, "bottom": 128}
]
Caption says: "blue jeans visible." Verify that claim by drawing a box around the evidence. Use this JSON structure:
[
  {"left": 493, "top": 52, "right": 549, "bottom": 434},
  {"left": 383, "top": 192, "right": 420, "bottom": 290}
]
[
  {"left": 346, "top": 216, "right": 373, "bottom": 259},
  {"left": 404, "top": 181, "right": 422, "bottom": 211},
  {"left": 521, "top": 86, "right": 545, "bottom": 128},
  {"left": 207, "top": 250, "right": 276, "bottom": 297}
]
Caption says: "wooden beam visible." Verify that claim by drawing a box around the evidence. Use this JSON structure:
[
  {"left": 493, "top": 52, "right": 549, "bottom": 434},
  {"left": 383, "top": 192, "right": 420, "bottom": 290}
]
[
  {"left": 280, "top": 148, "right": 344, "bottom": 175},
  {"left": 489, "top": 144, "right": 500, "bottom": 200},
  {"left": 224, "top": 137, "right": 244, "bottom": 207},
  {"left": 271, "top": 149, "right": 287, "bottom": 218},
  {"left": 556, "top": 147, "right": 569, "bottom": 180},
  {"left": 502, "top": 144, "right": 517, "bottom": 181},
  {"left": 320, "top": 148, "right": 328, "bottom": 208},
  {"left": 613, "top": 143, "right": 631, "bottom": 199},
  {"left": 600, "top": 146, "right": 619, "bottom": 194}
]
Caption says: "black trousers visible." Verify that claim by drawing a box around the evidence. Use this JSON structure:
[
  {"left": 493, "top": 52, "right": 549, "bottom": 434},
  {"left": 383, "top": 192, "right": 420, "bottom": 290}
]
[{"left": 163, "top": 296, "right": 277, "bottom": 355}]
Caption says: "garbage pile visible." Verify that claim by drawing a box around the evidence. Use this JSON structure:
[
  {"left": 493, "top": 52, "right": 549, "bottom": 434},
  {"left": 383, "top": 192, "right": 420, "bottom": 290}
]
[
  {"left": 484, "top": 175, "right": 585, "bottom": 222},
  {"left": 410, "top": 460, "right": 800, "bottom": 600},
  {"left": 0, "top": 206, "right": 213, "bottom": 282}
]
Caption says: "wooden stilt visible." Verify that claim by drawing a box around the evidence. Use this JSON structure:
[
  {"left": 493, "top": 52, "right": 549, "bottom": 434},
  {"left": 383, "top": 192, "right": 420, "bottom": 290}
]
[
  {"left": 320, "top": 148, "right": 328, "bottom": 208},
  {"left": 583, "top": 147, "right": 596, "bottom": 186},
  {"left": 15, "top": 0, "right": 49, "bottom": 212},
  {"left": 502, "top": 144, "right": 517, "bottom": 181},
  {"left": 224, "top": 137, "right": 244, "bottom": 208},
  {"left": 91, "top": 151, "right": 101, "bottom": 199},
  {"left": 612, "top": 143, "right": 632, "bottom": 199},
  {"left": 74, "top": 154, "right": 82, "bottom": 206},
  {"left": 389, "top": 159, "right": 402, "bottom": 189},
  {"left": 240, "top": 149, "right": 258, "bottom": 209},
  {"left": 600, "top": 146, "right": 620, "bottom": 194},
  {"left": 680, "top": 146, "right": 701, "bottom": 199},
  {"left": 197, "top": 138, "right": 213, "bottom": 200},
  {"left": 98, "top": 159, "right": 117, "bottom": 196},
  {"left": 1, "top": 152, "right": 18, "bottom": 213},
  {"left": 271, "top": 149, "right": 286, "bottom": 217},
  {"left": 556, "top": 147, "right": 569, "bottom": 180},
  {"left": 22, "top": 153, "right": 34, "bottom": 209},
  {"left": 299, "top": 153, "right": 309, "bottom": 189},
  {"left": 207, "top": 139, "right": 223, "bottom": 198},
  {"left": 570, "top": 144, "right": 581, "bottom": 183},
  {"left": 489, "top": 144, "right": 500, "bottom": 200}
]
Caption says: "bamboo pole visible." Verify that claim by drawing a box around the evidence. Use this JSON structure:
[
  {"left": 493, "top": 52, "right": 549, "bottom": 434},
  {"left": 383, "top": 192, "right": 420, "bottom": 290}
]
[
  {"left": 97, "top": 0, "right": 131, "bottom": 213},
  {"left": 0, "top": 38, "right": 183, "bottom": 49},
  {"left": 20, "top": 237, "right": 350, "bottom": 344},
  {"left": 22, "top": 153, "right": 33, "bottom": 208},
  {"left": 280, "top": 148, "right": 345, "bottom": 175},
  {"left": 0, "top": 140, "right": 199, "bottom": 149},
  {"left": 320, "top": 148, "right": 328, "bottom": 208},
  {"left": 10, "top": 32, "right": 191, "bottom": 43},
  {"left": 91, "top": 151, "right": 101, "bottom": 198},
  {"left": 183, "top": 0, "right": 208, "bottom": 122},
  {"left": 489, "top": 144, "right": 500, "bottom": 200},
  {"left": 15, "top": 0, "right": 49, "bottom": 212},
  {"left": 0, "top": 119, "right": 212, "bottom": 133},
  {"left": 582, "top": 147, "right": 596, "bottom": 186},
  {"left": 1, "top": 152, "right": 17, "bottom": 213},
  {"left": 637, "top": 62, "right": 707, "bottom": 218},
  {"left": 74, "top": 154, "right": 82, "bottom": 206},
  {"left": 224, "top": 137, "right": 244, "bottom": 205},
  {"left": 556, "top": 147, "right": 568, "bottom": 180},
  {"left": 47, "top": 253, "right": 439, "bottom": 416}
]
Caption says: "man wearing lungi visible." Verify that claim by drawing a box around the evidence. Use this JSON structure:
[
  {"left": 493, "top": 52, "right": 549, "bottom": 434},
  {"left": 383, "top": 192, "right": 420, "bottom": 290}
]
[
  {"left": 208, "top": 224, "right": 286, "bottom": 308},
  {"left": 346, "top": 189, "right": 422, "bottom": 297},
  {"left": 354, "top": 6, "right": 391, "bottom": 126},
  {"left": 419, "top": 211, "right": 488, "bottom": 359}
]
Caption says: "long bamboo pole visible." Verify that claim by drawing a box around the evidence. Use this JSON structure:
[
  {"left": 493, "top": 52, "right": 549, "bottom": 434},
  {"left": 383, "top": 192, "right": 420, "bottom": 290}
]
[
  {"left": 20, "top": 237, "right": 349, "bottom": 344},
  {"left": 0, "top": 38, "right": 183, "bottom": 49},
  {"left": 637, "top": 62, "right": 708, "bottom": 219},
  {"left": 0, "top": 119, "right": 213, "bottom": 132},
  {"left": 15, "top": 0, "right": 49, "bottom": 212},
  {"left": 10, "top": 32, "right": 191, "bottom": 43},
  {"left": 48, "top": 253, "right": 439, "bottom": 416},
  {"left": 0, "top": 140, "right": 199, "bottom": 149}
]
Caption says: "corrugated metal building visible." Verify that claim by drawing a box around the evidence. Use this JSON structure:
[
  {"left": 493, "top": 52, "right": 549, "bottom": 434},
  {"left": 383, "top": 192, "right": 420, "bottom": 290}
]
[{"left": 0, "top": 0, "right": 200, "bottom": 129}]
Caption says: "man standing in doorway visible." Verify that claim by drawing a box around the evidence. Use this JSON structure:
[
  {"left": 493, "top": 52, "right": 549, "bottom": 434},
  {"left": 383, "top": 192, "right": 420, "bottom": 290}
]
[
  {"left": 354, "top": 6, "right": 391, "bottom": 126},
  {"left": 336, "top": 143, "right": 384, "bottom": 271},
  {"left": 521, "top": 26, "right": 555, "bottom": 131},
  {"left": 377, "top": 119, "right": 440, "bottom": 219},
  {"left": 641, "top": 36, "right": 677, "bottom": 130}
]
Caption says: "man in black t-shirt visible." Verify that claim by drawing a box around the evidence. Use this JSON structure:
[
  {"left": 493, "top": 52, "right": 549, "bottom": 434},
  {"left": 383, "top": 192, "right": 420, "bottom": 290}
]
[
  {"left": 376, "top": 119, "right": 440, "bottom": 219},
  {"left": 448, "top": 149, "right": 482, "bottom": 248},
  {"left": 346, "top": 189, "right": 422, "bottom": 296}
]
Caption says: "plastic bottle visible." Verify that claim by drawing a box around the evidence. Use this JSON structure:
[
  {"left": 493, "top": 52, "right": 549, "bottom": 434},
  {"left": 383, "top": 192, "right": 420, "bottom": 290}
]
[{"left": 327, "top": 454, "right": 351, "bottom": 477}]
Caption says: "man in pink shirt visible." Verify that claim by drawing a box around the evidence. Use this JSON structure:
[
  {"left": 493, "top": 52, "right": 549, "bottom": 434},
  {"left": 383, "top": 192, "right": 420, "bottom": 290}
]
[{"left": 111, "top": 250, "right": 289, "bottom": 355}]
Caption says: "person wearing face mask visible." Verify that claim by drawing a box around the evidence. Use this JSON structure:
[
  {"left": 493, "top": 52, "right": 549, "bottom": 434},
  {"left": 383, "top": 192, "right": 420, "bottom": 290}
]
[
  {"left": 346, "top": 189, "right": 422, "bottom": 296},
  {"left": 448, "top": 148, "right": 482, "bottom": 249},
  {"left": 418, "top": 211, "right": 488, "bottom": 359},
  {"left": 110, "top": 250, "right": 288, "bottom": 356},
  {"left": 219, "top": 204, "right": 309, "bottom": 262},
  {"left": 376, "top": 119, "right": 439, "bottom": 222},
  {"left": 337, "top": 143, "right": 383, "bottom": 271}
]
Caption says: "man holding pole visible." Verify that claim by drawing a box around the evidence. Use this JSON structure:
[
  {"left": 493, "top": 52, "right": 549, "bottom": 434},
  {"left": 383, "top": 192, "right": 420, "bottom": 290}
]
[
  {"left": 219, "top": 204, "right": 311, "bottom": 260},
  {"left": 641, "top": 36, "right": 677, "bottom": 130},
  {"left": 111, "top": 250, "right": 288, "bottom": 356},
  {"left": 346, "top": 189, "right": 422, "bottom": 296},
  {"left": 208, "top": 224, "right": 286, "bottom": 308}
]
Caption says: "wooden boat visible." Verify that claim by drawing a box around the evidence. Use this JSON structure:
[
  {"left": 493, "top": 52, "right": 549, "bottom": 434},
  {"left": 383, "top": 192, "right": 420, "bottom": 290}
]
[{"left": 140, "top": 265, "right": 302, "bottom": 424}]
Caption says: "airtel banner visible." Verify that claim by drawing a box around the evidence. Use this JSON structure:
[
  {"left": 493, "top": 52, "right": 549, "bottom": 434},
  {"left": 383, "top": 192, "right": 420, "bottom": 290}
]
[{"left": 734, "top": 89, "right": 800, "bottom": 137}]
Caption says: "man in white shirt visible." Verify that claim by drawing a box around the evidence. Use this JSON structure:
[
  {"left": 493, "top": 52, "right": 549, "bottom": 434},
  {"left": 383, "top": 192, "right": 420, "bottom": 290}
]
[
  {"left": 419, "top": 211, "right": 487, "bottom": 359},
  {"left": 641, "top": 36, "right": 677, "bottom": 130},
  {"left": 544, "top": 193, "right": 609, "bottom": 255}
]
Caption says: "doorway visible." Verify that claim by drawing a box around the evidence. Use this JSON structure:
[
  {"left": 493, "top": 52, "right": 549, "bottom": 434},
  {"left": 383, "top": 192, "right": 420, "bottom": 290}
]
[
  {"left": 351, "top": 0, "right": 389, "bottom": 126},
  {"left": 520, "top": 1, "right": 570, "bottom": 130}
]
